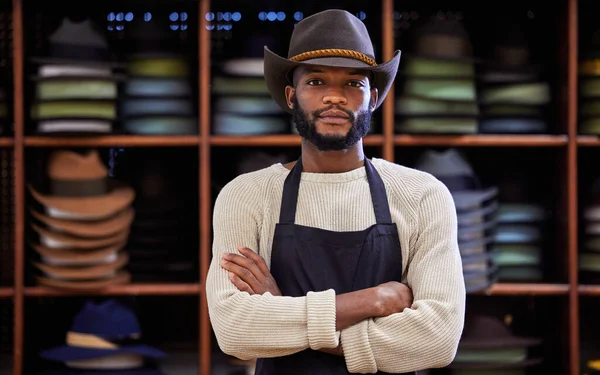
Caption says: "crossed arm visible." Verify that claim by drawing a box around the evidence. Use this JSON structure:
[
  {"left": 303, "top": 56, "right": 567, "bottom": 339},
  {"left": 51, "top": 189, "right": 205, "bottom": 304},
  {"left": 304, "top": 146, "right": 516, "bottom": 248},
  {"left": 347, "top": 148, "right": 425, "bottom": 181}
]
[{"left": 220, "top": 246, "right": 414, "bottom": 356}]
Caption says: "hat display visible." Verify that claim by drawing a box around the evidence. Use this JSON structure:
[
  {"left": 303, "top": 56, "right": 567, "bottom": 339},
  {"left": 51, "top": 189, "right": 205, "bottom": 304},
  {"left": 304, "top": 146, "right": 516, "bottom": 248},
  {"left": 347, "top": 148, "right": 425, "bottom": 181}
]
[
  {"left": 40, "top": 299, "right": 166, "bottom": 371},
  {"left": 448, "top": 313, "right": 543, "bottom": 372},
  {"left": 121, "top": 15, "right": 196, "bottom": 135},
  {"left": 213, "top": 34, "right": 289, "bottom": 135},
  {"left": 30, "top": 17, "right": 122, "bottom": 134},
  {"left": 477, "top": 21, "right": 551, "bottom": 134},
  {"left": 579, "top": 27, "right": 600, "bottom": 134},
  {"left": 27, "top": 149, "right": 135, "bottom": 290},
  {"left": 579, "top": 177, "right": 600, "bottom": 282},
  {"left": 414, "top": 148, "right": 499, "bottom": 293},
  {"left": 395, "top": 16, "right": 479, "bottom": 134},
  {"left": 263, "top": 9, "right": 401, "bottom": 114},
  {"left": 489, "top": 176, "right": 546, "bottom": 282}
]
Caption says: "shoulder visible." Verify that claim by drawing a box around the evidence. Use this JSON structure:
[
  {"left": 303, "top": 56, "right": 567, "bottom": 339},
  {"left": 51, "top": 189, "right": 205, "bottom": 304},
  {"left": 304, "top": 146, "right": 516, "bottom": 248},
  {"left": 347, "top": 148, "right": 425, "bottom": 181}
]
[
  {"left": 372, "top": 158, "right": 454, "bottom": 214},
  {"left": 214, "top": 163, "right": 289, "bottom": 207}
]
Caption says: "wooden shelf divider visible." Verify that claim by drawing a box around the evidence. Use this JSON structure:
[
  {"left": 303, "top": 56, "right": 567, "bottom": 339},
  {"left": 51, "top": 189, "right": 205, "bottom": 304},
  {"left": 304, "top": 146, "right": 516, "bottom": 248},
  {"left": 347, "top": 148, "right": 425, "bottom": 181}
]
[
  {"left": 23, "top": 284, "right": 202, "bottom": 297},
  {"left": 0, "top": 288, "right": 13, "bottom": 298},
  {"left": 477, "top": 283, "right": 570, "bottom": 296},
  {"left": 394, "top": 134, "right": 569, "bottom": 147},
  {"left": 24, "top": 135, "right": 201, "bottom": 147}
]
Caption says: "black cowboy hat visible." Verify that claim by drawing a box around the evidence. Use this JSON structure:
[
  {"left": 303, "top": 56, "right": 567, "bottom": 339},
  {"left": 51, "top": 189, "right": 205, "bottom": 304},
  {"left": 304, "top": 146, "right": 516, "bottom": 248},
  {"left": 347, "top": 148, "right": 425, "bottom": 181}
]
[{"left": 263, "top": 9, "right": 401, "bottom": 113}]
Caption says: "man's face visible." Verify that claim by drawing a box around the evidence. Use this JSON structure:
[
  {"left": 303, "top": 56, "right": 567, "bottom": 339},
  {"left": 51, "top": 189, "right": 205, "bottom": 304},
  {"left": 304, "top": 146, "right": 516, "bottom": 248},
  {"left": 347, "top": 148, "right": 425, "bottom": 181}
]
[{"left": 285, "top": 65, "right": 378, "bottom": 151}]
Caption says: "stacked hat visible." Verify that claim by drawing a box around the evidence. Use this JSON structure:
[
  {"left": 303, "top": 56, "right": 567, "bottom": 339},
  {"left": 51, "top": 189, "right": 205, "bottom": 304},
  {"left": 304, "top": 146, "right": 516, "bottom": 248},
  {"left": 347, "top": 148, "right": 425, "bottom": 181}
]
[
  {"left": 212, "top": 35, "right": 289, "bottom": 135},
  {"left": 579, "top": 178, "right": 600, "bottom": 283},
  {"left": 490, "top": 176, "right": 546, "bottom": 282},
  {"left": 414, "top": 148, "right": 499, "bottom": 293},
  {"left": 120, "top": 14, "right": 196, "bottom": 135},
  {"left": 579, "top": 27, "right": 600, "bottom": 134},
  {"left": 448, "top": 312, "right": 543, "bottom": 374},
  {"left": 477, "top": 21, "right": 551, "bottom": 134},
  {"left": 39, "top": 299, "right": 166, "bottom": 373},
  {"left": 395, "top": 15, "right": 480, "bottom": 134},
  {"left": 30, "top": 17, "right": 121, "bottom": 134},
  {"left": 27, "top": 149, "right": 135, "bottom": 290}
]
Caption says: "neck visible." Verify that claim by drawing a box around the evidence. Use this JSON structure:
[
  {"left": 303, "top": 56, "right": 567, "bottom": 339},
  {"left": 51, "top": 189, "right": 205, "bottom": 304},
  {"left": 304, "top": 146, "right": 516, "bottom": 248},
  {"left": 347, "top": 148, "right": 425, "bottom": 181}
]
[{"left": 299, "top": 139, "right": 365, "bottom": 173}]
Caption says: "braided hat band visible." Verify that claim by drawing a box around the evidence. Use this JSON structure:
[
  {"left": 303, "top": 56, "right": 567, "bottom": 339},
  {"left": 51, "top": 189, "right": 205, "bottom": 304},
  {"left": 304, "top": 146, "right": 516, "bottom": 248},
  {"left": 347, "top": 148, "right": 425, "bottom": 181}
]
[{"left": 289, "top": 48, "right": 378, "bottom": 67}]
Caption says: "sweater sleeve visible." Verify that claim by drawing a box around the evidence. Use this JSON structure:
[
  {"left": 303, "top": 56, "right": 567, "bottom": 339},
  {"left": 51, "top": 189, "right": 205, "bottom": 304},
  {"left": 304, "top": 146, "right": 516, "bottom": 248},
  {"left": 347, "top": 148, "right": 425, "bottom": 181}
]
[
  {"left": 340, "top": 176, "right": 466, "bottom": 373},
  {"left": 205, "top": 174, "right": 339, "bottom": 360}
]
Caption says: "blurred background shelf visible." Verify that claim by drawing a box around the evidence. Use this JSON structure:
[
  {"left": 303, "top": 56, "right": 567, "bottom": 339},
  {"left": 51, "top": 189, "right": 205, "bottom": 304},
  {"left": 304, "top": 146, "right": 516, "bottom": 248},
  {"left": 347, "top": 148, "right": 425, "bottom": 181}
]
[
  {"left": 394, "top": 134, "right": 569, "bottom": 147},
  {"left": 0, "top": 288, "right": 13, "bottom": 298},
  {"left": 478, "top": 283, "right": 570, "bottom": 296}
]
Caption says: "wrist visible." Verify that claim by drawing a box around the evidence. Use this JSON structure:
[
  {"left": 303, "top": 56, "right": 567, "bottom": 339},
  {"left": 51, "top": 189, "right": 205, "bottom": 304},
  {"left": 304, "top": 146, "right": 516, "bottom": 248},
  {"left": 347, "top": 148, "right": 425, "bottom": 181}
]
[{"left": 365, "top": 286, "right": 383, "bottom": 317}]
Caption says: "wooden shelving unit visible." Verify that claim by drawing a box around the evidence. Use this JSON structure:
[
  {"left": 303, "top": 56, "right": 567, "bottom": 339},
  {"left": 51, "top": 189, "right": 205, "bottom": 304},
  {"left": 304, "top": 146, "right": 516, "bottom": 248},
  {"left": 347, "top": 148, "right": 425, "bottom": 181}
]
[{"left": 0, "top": 0, "right": 591, "bottom": 374}]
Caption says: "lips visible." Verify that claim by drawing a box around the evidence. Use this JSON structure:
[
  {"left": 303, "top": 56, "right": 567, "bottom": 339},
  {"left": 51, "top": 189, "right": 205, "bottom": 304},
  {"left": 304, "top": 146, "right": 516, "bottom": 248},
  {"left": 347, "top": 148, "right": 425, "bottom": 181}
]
[{"left": 318, "top": 110, "right": 350, "bottom": 125}]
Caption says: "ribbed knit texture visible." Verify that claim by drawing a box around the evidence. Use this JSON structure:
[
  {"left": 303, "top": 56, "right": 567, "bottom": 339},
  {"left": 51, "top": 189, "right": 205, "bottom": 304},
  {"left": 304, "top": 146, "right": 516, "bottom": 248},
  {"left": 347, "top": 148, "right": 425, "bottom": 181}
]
[{"left": 205, "top": 158, "right": 466, "bottom": 373}]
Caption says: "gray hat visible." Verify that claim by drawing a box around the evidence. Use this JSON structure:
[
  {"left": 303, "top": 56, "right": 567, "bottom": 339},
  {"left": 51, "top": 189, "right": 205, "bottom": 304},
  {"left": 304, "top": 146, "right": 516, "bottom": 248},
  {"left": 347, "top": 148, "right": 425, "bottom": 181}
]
[{"left": 263, "top": 9, "right": 401, "bottom": 113}]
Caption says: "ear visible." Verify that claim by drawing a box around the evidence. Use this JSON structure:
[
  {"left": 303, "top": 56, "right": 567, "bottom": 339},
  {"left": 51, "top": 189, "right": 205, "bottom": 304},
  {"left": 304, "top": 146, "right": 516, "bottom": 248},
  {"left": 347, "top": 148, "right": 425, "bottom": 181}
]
[
  {"left": 285, "top": 85, "right": 296, "bottom": 110},
  {"left": 370, "top": 88, "right": 379, "bottom": 111}
]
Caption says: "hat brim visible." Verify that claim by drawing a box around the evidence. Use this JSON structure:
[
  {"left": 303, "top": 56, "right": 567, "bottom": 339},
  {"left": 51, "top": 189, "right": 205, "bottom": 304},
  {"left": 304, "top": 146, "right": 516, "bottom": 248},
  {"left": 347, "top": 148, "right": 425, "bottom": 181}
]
[
  {"left": 40, "top": 344, "right": 167, "bottom": 362},
  {"left": 263, "top": 46, "right": 401, "bottom": 113},
  {"left": 30, "top": 207, "right": 135, "bottom": 238}
]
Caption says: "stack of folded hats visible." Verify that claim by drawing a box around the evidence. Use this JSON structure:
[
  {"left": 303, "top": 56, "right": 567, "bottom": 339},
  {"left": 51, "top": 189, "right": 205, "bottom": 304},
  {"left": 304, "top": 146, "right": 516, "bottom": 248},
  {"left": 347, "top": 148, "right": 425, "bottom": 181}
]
[
  {"left": 395, "top": 15, "right": 480, "bottom": 134},
  {"left": 414, "top": 148, "right": 499, "bottom": 293},
  {"left": 212, "top": 35, "right": 289, "bottom": 135},
  {"left": 490, "top": 176, "right": 546, "bottom": 282},
  {"left": 113, "top": 148, "right": 198, "bottom": 282},
  {"left": 580, "top": 177, "right": 600, "bottom": 283},
  {"left": 579, "top": 27, "right": 600, "bottom": 134},
  {"left": 477, "top": 21, "right": 551, "bottom": 134},
  {"left": 448, "top": 311, "right": 543, "bottom": 374},
  {"left": 27, "top": 149, "right": 135, "bottom": 290},
  {"left": 121, "top": 14, "right": 196, "bottom": 135},
  {"left": 39, "top": 299, "right": 167, "bottom": 374},
  {"left": 30, "top": 17, "right": 121, "bottom": 135}
]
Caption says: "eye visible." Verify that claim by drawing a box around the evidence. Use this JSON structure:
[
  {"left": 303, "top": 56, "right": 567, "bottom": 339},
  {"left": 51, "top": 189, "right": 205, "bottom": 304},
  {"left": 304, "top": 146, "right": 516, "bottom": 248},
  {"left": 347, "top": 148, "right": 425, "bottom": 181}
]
[
  {"left": 348, "top": 80, "right": 365, "bottom": 87},
  {"left": 306, "top": 79, "right": 323, "bottom": 86}
]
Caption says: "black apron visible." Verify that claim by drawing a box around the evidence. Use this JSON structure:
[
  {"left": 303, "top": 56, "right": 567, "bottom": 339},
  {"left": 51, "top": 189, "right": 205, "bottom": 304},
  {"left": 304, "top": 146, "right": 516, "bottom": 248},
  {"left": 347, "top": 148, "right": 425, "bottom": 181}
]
[{"left": 255, "top": 157, "right": 414, "bottom": 375}]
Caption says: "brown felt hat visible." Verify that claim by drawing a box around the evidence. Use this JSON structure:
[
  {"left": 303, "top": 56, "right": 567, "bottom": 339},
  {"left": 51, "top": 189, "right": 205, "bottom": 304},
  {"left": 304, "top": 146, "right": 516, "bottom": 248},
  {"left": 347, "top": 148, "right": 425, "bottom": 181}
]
[
  {"left": 263, "top": 9, "right": 401, "bottom": 113},
  {"left": 28, "top": 149, "right": 135, "bottom": 220}
]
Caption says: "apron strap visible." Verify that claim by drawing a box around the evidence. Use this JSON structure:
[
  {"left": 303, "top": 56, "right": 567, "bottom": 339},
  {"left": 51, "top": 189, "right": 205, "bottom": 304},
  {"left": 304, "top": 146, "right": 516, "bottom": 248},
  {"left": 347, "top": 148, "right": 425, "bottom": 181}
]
[
  {"left": 279, "top": 157, "right": 304, "bottom": 224},
  {"left": 279, "top": 157, "right": 394, "bottom": 225}
]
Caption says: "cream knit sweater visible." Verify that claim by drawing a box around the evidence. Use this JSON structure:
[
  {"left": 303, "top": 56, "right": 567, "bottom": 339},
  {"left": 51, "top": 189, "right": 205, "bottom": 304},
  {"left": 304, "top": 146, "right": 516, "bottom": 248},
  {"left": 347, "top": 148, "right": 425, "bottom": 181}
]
[{"left": 205, "top": 157, "right": 466, "bottom": 373}]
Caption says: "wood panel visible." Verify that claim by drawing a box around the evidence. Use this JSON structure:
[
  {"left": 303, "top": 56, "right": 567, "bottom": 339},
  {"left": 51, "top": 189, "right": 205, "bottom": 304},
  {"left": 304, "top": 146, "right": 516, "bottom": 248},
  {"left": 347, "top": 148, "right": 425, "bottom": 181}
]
[{"left": 23, "top": 284, "right": 202, "bottom": 297}]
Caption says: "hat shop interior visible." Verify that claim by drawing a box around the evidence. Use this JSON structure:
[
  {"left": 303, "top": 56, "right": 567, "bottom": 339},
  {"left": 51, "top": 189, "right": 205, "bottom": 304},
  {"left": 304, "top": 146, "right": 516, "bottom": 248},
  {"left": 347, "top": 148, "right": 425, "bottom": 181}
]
[{"left": 0, "top": 0, "right": 598, "bottom": 374}]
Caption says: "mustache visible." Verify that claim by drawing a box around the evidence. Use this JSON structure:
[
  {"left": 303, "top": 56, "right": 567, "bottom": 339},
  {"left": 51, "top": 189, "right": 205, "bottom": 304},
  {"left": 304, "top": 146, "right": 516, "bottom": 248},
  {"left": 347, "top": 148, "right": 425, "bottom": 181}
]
[{"left": 313, "top": 106, "right": 355, "bottom": 121}]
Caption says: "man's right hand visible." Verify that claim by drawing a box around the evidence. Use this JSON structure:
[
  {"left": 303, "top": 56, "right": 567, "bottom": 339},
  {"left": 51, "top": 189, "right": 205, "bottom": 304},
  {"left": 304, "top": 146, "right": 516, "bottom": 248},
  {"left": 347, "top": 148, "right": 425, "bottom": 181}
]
[{"left": 372, "top": 281, "right": 413, "bottom": 317}]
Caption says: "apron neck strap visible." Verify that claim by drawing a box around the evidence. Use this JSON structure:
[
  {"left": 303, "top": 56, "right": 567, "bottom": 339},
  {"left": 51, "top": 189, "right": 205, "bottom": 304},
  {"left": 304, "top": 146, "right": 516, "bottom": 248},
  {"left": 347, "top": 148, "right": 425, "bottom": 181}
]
[{"left": 279, "top": 156, "right": 393, "bottom": 225}]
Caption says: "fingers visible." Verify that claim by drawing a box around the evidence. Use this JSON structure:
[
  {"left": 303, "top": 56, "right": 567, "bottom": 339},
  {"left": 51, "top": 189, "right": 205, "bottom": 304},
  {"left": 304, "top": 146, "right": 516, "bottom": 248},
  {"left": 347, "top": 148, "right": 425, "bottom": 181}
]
[
  {"left": 221, "top": 251, "right": 265, "bottom": 283},
  {"left": 237, "top": 246, "right": 270, "bottom": 275},
  {"left": 229, "top": 272, "right": 255, "bottom": 294}
]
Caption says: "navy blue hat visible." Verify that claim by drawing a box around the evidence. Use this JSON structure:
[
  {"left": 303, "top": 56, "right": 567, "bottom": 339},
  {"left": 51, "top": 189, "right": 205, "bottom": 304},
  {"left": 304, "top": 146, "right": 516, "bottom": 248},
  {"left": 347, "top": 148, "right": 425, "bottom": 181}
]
[{"left": 40, "top": 300, "right": 167, "bottom": 362}]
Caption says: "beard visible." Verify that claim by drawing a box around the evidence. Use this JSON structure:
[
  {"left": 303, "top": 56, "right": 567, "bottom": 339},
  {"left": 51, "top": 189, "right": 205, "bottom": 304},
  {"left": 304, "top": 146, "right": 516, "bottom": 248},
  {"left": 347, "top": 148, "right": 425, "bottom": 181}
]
[{"left": 292, "top": 96, "right": 372, "bottom": 151}]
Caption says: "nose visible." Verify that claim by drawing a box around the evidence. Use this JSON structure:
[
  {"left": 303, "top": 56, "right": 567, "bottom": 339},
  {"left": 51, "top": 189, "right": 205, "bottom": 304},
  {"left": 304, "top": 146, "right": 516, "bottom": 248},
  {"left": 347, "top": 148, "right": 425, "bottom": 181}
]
[{"left": 323, "top": 91, "right": 347, "bottom": 106}]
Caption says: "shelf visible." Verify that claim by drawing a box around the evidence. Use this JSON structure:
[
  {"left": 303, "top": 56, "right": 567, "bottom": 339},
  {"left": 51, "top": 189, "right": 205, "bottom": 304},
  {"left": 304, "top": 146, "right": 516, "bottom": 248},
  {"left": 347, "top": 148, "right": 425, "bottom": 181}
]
[
  {"left": 475, "top": 283, "right": 570, "bottom": 296},
  {"left": 24, "top": 135, "right": 201, "bottom": 147},
  {"left": 0, "top": 288, "right": 13, "bottom": 298},
  {"left": 577, "top": 285, "right": 600, "bottom": 296},
  {"left": 0, "top": 137, "right": 13, "bottom": 146},
  {"left": 210, "top": 134, "right": 384, "bottom": 146},
  {"left": 24, "top": 283, "right": 202, "bottom": 297},
  {"left": 394, "top": 135, "right": 569, "bottom": 147},
  {"left": 577, "top": 135, "right": 600, "bottom": 146}
]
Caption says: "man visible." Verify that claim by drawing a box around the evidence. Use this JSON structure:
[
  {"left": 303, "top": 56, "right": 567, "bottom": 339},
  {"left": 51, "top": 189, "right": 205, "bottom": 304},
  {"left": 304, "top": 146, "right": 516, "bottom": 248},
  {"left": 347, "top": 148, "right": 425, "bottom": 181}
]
[{"left": 206, "top": 9, "right": 465, "bottom": 374}]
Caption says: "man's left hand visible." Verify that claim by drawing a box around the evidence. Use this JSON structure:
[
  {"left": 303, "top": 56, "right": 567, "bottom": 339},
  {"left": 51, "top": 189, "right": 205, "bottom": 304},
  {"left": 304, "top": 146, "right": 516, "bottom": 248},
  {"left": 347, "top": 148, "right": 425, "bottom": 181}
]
[{"left": 220, "top": 246, "right": 282, "bottom": 296}]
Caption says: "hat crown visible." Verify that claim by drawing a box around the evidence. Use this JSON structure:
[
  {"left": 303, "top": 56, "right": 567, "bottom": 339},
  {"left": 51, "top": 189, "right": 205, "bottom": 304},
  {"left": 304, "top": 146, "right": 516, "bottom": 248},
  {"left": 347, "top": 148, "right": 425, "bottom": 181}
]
[
  {"left": 47, "top": 150, "right": 107, "bottom": 180},
  {"left": 287, "top": 9, "right": 375, "bottom": 59},
  {"left": 414, "top": 148, "right": 474, "bottom": 177},
  {"left": 70, "top": 300, "right": 141, "bottom": 339}
]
